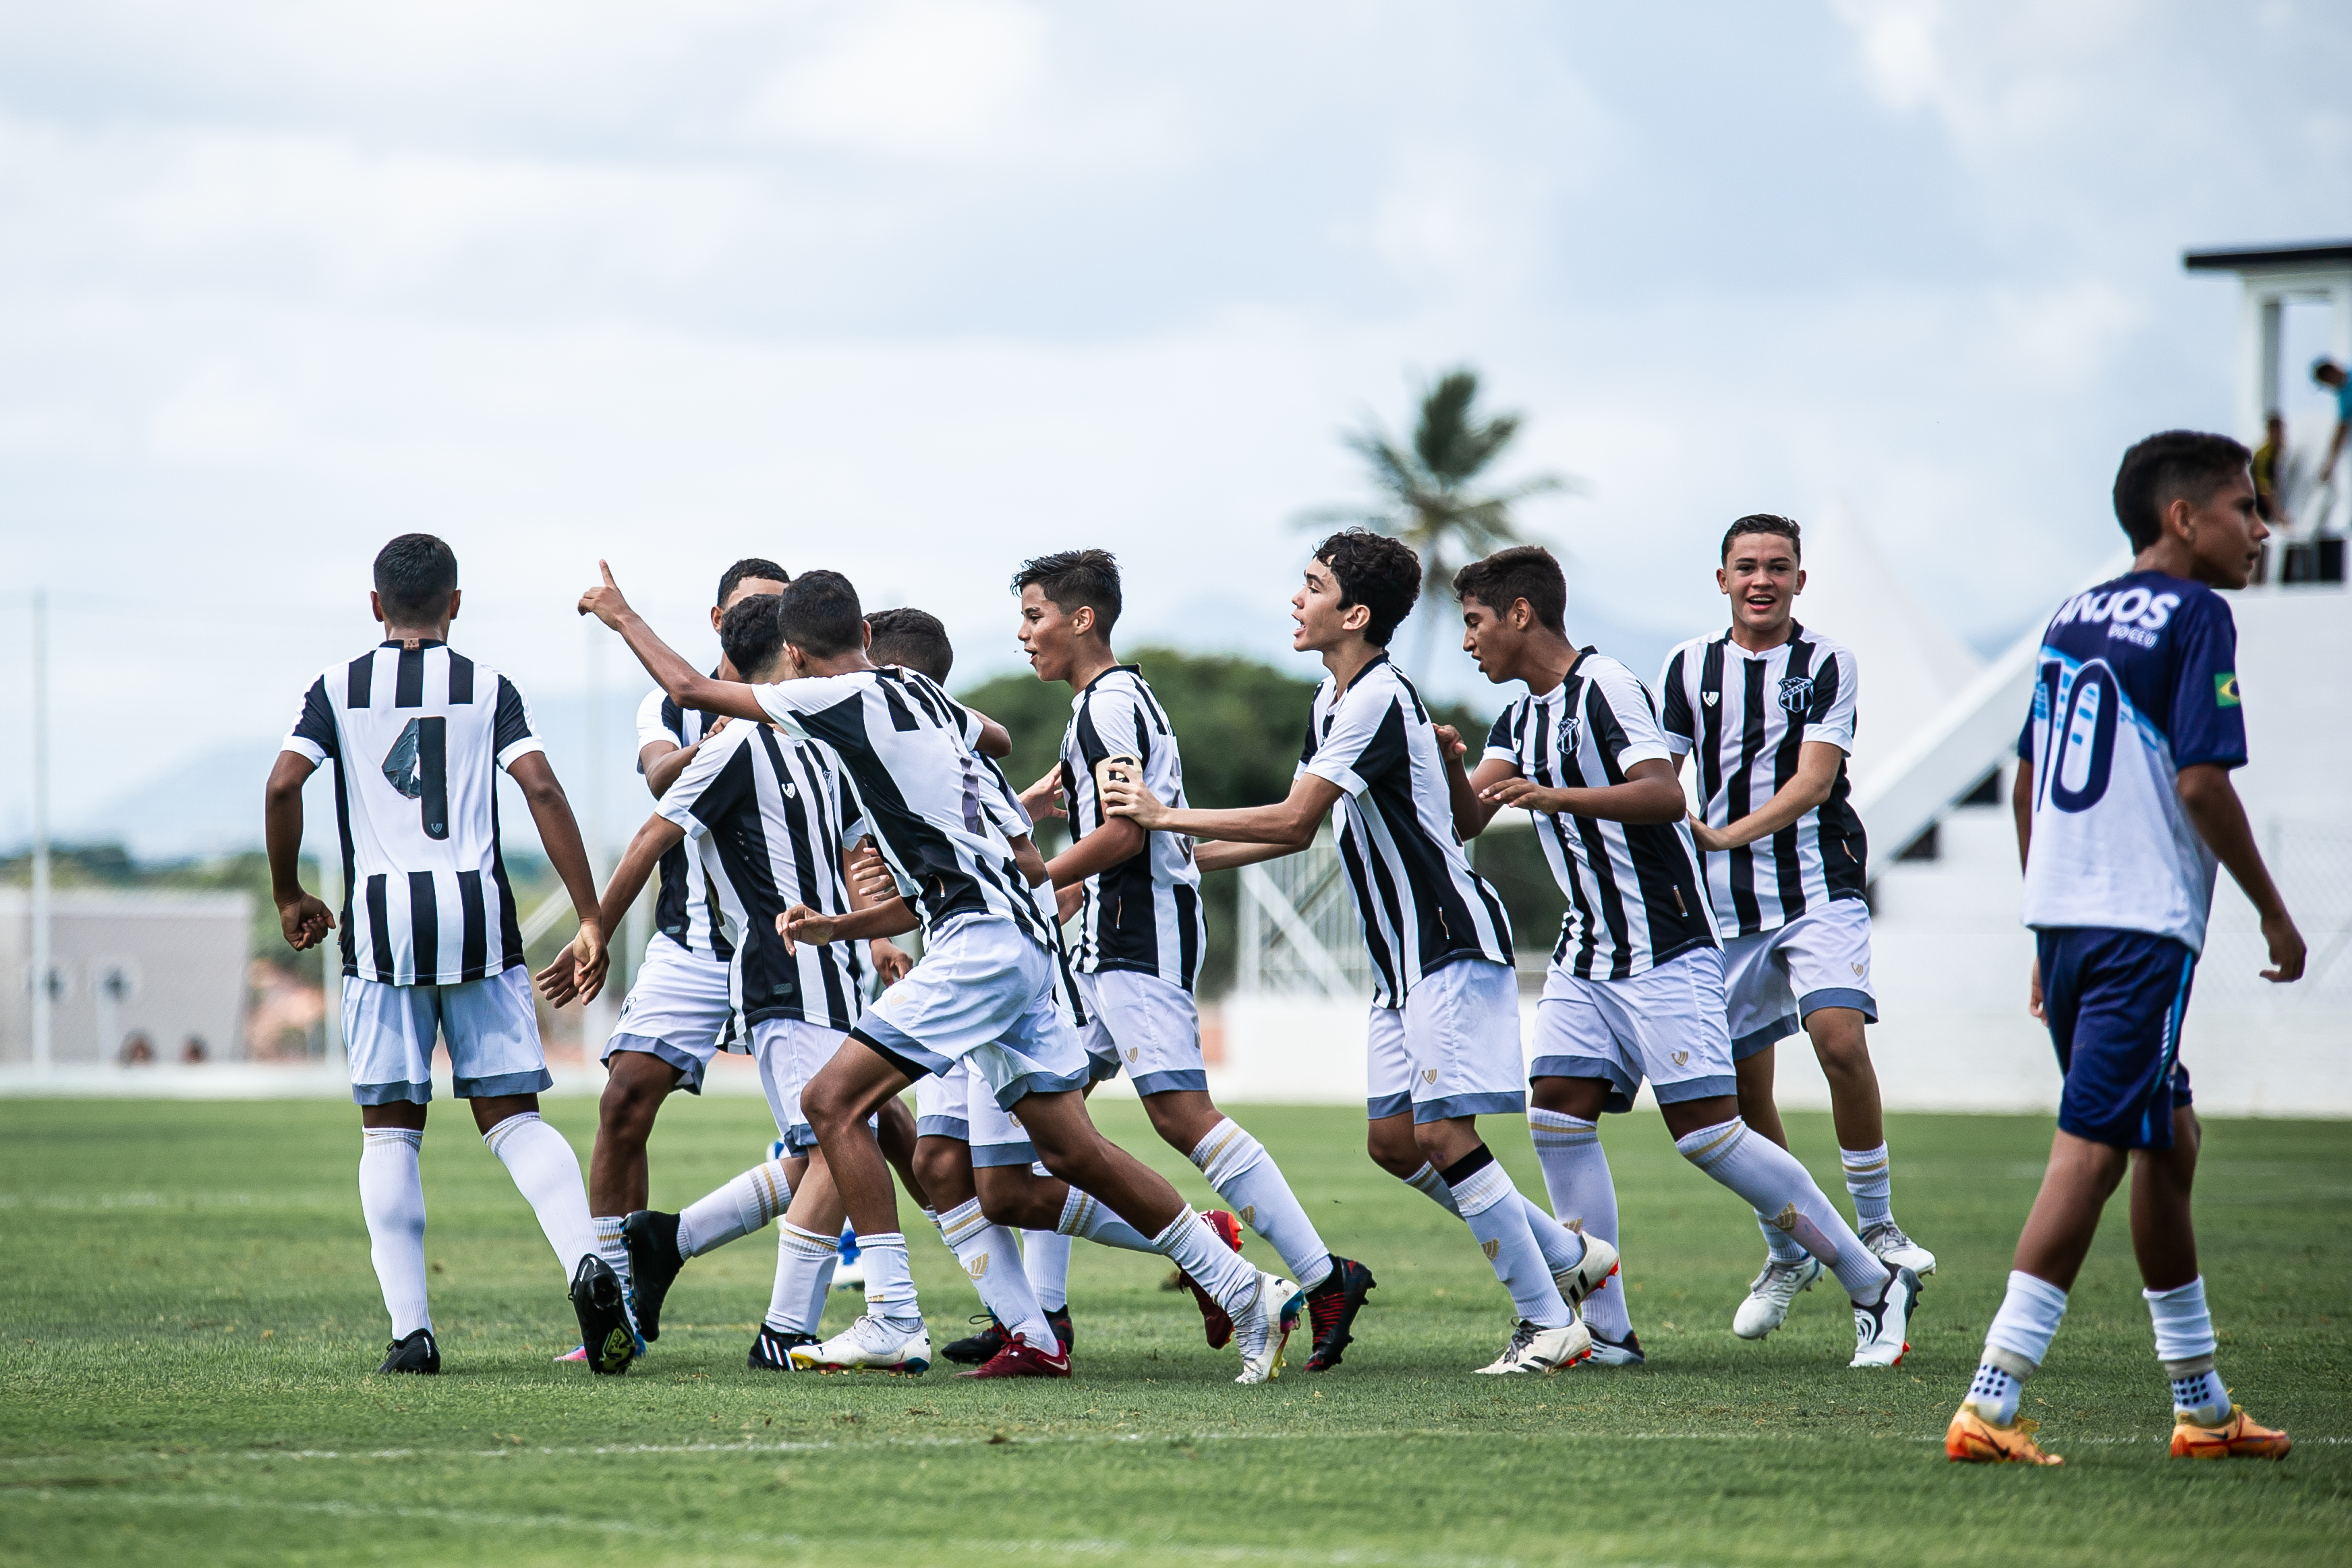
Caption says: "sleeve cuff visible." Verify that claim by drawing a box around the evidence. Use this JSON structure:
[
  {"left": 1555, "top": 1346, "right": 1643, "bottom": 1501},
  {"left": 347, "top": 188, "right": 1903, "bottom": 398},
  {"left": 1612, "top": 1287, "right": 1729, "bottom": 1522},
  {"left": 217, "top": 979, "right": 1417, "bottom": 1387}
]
[
  {"left": 281, "top": 737, "right": 328, "bottom": 767},
  {"left": 496, "top": 737, "right": 546, "bottom": 772},
  {"left": 1303, "top": 758, "right": 1368, "bottom": 798},
  {"left": 654, "top": 797, "right": 704, "bottom": 840},
  {"left": 1480, "top": 745, "right": 1518, "bottom": 765},
  {"left": 2172, "top": 750, "right": 2247, "bottom": 772},
  {"left": 1802, "top": 725, "right": 1854, "bottom": 752},
  {"left": 1615, "top": 741, "right": 1671, "bottom": 769}
]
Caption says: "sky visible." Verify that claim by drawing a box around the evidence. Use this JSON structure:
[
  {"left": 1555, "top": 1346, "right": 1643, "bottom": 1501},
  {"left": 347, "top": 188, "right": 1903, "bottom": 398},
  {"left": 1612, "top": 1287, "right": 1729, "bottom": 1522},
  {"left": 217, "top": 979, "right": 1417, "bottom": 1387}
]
[{"left": 0, "top": 0, "right": 2347, "bottom": 860}]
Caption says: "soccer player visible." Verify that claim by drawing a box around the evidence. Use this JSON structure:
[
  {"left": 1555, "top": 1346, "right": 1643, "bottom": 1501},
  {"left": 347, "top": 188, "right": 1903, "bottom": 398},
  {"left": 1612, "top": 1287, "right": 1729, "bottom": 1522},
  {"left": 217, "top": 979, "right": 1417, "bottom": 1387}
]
[
  {"left": 1010, "top": 548, "right": 1377, "bottom": 1370},
  {"left": 262, "top": 533, "right": 631, "bottom": 1375},
  {"left": 1103, "top": 530, "right": 1615, "bottom": 1376},
  {"left": 579, "top": 565, "right": 1300, "bottom": 1383},
  {"left": 1655, "top": 515, "right": 1936, "bottom": 1340},
  {"left": 1947, "top": 432, "right": 2303, "bottom": 1465},
  {"left": 1443, "top": 544, "right": 1922, "bottom": 1371}
]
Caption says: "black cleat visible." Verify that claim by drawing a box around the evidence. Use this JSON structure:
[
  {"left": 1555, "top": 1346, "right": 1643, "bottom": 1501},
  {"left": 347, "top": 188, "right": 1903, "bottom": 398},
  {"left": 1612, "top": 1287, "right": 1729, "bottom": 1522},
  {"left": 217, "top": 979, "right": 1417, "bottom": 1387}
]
[
  {"left": 1303, "top": 1256, "right": 1376, "bottom": 1372},
  {"left": 944, "top": 1314, "right": 1008, "bottom": 1366},
  {"left": 1045, "top": 1304, "right": 1073, "bottom": 1356},
  {"left": 570, "top": 1255, "right": 636, "bottom": 1375},
  {"left": 1582, "top": 1329, "right": 1646, "bottom": 1366},
  {"left": 377, "top": 1327, "right": 440, "bottom": 1374},
  {"left": 748, "top": 1325, "right": 820, "bottom": 1370},
  {"left": 622, "top": 1210, "right": 685, "bottom": 1342}
]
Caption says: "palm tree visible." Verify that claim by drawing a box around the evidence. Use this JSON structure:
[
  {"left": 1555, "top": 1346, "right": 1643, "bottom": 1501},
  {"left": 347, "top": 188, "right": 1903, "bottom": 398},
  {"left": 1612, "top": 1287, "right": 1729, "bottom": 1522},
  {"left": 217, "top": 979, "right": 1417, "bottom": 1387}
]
[{"left": 1303, "top": 368, "right": 1576, "bottom": 680}]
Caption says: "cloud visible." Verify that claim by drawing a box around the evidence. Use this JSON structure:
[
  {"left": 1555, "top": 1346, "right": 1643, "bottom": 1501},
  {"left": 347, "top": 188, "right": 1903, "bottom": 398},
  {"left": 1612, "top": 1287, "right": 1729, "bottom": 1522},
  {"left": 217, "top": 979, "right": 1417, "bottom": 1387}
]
[{"left": 745, "top": 0, "right": 1049, "bottom": 159}]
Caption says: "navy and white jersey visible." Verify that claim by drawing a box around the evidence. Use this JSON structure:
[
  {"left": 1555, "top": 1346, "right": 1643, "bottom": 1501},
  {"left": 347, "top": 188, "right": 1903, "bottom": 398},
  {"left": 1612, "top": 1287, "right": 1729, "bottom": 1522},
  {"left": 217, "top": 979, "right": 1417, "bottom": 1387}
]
[
  {"left": 281, "top": 640, "right": 539, "bottom": 985},
  {"left": 2018, "top": 571, "right": 2246, "bottom": 953},
  {"left": 752, "top": 666, "right": 1054, "bottom": 951},
  {"left": 1298, "top": 653, "right": 1513, "bottom": 1007},
  {"left": 1059, "top": 666, "right": 1206, "bottom": 990},
  {"left": 1659, "top": 624, "right": 1868, "bottom": 937},
  {"left": 656, "top": 722, "right": 868, "bottom": 1033},
  {"left": 635, "top": 686, "right": 727, "bottom": 962},
  {"left": 1484, "top": 652, "right": 1718, "bottom": 979}
]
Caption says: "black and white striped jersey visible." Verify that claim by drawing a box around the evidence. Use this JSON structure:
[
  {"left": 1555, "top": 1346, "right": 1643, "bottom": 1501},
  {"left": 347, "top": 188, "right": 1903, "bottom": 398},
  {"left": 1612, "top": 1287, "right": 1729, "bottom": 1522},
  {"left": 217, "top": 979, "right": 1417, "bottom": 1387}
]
[
  {"left": 753, "top": 666, "right": 1056, "bottom": 952},
  {"left": 1483, "top": 652, "right": 1718, "bottom": 979},
  {"left": 656, "top": 722, "right": 868, "bottom": 1033},
  {"left": 281, "top": 640, "right": 538, "bottom": 986},
  {"left": 635, "top": 687, "right": 727, "bottom": 962},
  {"left": 1657, "top": 624, "right": 1868, "bottom": 937},
  {"left": 1298, "top": 654, "right": 1513, "bottom": 1007},
  {"left": 1058, "top": 666, "right": 1205, "bottom": 990}
]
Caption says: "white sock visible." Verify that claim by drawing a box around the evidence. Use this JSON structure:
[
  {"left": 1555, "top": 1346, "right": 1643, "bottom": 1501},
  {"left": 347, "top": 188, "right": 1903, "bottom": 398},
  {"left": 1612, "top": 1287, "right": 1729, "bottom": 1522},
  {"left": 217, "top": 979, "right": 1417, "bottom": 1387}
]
[
  {"left": 1190, "top": 1117, "right": 1333, "bottom": 1291},
  {"left": 1403, "top": 1160, "right": 1462, "bottom": 1216},
  {"left": 768, "top": 1221, "right": 836, "bottom": 1335},
  {"left": 940, "top": 1200, "right": 1052, "bottom": 1349},
  {"left": 1527, "top": 1109, "right": 1630, "bottom": 1340},
  {"left": 677, "top": 1159, "right": 793, "bottom": 1258},
  {"left": 2146, "top": 1277, "right": 2229, "bottom": 1423},
  {"left": 1841, "top": 1143, "right": 1893, "bottom": 1230},
  {"left": 482, "top": 1113, "right": 598, "bottom": 1279},
  {"left": 1151, "top": 1208, "right": 1259, "bottom": 1312},
  {"left": 1023, "top": 1229, "right": 1071, "bottom": 1310},
  {"left": 1055, "top": 1186, "right": 1158, "bottom": 1253},
  {"left": 1967, "top": 1362, "right": 2024, "bottom": 1424},
  {"left": 858, "top": 1232, "right": 921, "bottom": 1331},
  {"left": 360, "top": 1128, "right": 430, "bottom": 1338},
  {"left": 1970, "top": 1269, "right": 2069, "bottom": 1420},
  {"left": 592, "top": 1213, "right": 631, "bottom": 1291},
  {"left": 1675, "top": 1119, "right": 1888, "bottom": 1303},
  {"left": 1444, "top": 1148, "right": 1573, "bottom": 1329},
  {"left": 1757, "top": 1212, "right": 1808, "bottom": 1264}
]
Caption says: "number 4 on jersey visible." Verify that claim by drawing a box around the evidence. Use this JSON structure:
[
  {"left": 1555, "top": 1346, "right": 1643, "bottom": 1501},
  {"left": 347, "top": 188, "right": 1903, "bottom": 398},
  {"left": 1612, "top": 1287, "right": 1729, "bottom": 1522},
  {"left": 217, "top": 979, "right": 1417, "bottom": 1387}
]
[{"left": 382, "top": 716, "right": 451, "bottom": 840}]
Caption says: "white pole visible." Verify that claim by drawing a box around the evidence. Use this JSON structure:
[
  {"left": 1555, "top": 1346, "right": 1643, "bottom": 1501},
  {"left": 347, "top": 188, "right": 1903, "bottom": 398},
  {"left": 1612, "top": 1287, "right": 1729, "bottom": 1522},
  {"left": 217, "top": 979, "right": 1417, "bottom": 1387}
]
[
  {"left": 319, "top": 772, "right": 343, "bottom": 1066},
  {"left": 584, "top": 625, "right": 617, "bottom": 1053},
  {"left": 30, "top": 589, "right": 52, "bottom": 1072}
]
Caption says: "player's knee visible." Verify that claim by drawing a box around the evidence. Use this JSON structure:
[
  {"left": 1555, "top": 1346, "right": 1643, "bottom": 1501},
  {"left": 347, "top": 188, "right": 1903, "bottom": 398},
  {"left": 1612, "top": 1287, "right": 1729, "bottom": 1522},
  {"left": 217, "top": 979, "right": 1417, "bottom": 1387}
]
[
  {"left": 1365, "top": 1126, "right": 1421, "bottom": 1178},
  {"left": 801, "top": 1073, "right": 857, "bottom": 1132}
]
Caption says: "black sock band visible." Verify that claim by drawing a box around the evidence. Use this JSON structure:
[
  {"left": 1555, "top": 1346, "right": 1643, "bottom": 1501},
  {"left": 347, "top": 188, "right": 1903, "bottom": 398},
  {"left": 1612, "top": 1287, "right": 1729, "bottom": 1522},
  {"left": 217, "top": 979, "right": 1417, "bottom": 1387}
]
[{"left": 1439, "top": 1144, "right": 1495, "bottom": 1188}]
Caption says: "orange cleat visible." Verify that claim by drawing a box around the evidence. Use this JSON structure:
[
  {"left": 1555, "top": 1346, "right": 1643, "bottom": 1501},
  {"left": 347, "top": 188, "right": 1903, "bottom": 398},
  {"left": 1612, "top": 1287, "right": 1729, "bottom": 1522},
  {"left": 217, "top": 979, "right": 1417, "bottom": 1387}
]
[
  {"left": 2171, "top": 1405, "right": 2291, "bottom": 1460},
  {"left": 1174, "top": 1209, "right": 1246, "bottom": 1349},
  {"left": 1945, "top": 1403, "right": 2063, "bottom": 1465}
]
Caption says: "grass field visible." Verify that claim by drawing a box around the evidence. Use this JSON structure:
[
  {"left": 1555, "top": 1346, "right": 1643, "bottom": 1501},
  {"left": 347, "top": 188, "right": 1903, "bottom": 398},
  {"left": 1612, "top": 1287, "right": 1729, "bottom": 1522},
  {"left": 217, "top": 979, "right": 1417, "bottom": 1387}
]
[{"left": 2, "top": 1097, "right": 2347, "bottom": 1567}]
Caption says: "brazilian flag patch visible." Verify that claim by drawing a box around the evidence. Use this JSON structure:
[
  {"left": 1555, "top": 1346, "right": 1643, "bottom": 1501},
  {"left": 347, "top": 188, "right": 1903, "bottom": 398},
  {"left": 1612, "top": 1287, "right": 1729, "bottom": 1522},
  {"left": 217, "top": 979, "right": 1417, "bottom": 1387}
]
[{"left": 2215, "top": 672, "right": 2241, "bottom": 708}]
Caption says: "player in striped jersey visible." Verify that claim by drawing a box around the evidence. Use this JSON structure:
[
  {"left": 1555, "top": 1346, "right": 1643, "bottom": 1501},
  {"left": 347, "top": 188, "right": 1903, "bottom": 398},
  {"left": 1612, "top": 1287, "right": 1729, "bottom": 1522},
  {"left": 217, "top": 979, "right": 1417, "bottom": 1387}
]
[
  {"left": 1010, "top": 550, "right": 1376, "bottom": 1370},
  {"left": 1105, "top": 531, "right": 1611, "bottom": 1376},
  {"left": 263, "top": 534, "right": 631, "bottom": 1376},
  {"left": 1657, "top": 516, "right": 1936, "bottom": 1342},
  {"left": 581, "top": 565, "right": 1298, "bottom": 1383},
  {"left": 1443, "top": 545, "right": 1921, "bottom": 1371}
]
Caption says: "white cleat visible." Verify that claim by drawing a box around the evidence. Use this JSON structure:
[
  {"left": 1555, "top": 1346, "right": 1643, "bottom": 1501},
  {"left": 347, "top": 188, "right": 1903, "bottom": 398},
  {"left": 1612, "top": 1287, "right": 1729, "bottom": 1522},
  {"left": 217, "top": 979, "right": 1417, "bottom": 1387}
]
[
  {"left": 1861, "top": 1221, "right": 1937, "bottom": 1277},
  {"left": 1231, "top": 1270, "right": 1303, "bottom": 1385},
  {"left": 1552, "top": 1233, "right": 1620, "bottom": 1313},
  {"left": 1732, "top": 1256, "right": 1823, "bottom": 1340},
  {"left": 788, "top": 1313, "right": 931, "bottom": 1374},
  {"left": 1474, "top": 1318, "right": 1593, "bottom": 1375},
  {"left": 1849, "top": 1265, "right": 1922, "bottom": 1369}
]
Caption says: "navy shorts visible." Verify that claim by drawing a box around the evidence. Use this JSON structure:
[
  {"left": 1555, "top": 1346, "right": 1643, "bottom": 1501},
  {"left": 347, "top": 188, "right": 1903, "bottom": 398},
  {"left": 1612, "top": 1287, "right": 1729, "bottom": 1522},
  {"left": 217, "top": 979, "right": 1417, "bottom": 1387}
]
[{"left": 2036, "top": 927, "right": 2197, "bottom": 1151}]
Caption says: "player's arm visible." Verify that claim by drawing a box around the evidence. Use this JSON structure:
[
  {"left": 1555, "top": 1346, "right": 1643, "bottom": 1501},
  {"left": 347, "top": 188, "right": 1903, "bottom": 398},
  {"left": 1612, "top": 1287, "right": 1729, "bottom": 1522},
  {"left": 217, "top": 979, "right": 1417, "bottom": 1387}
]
[
  {"left": 2178, "top": 763, "right": 2305, "bottom": 983},
  {"left": 1043, "top": 809, "right": 1142, "bottom": 889},
  {"left": 1688, "top": 741, "right": 1839, "bottom": 850},
  {"left": 968, "top": 710, "right": 1012, "bottom": 760},
  {"left": 1481, "top": 757, "right": 1686, "bottom": 825},
  {"left": 1101, "top": 770, "right": 1341, "bottom": 848},
  {"left": 643, "top": 717, "right": 731, "bottom": 798},
  {"left": 779, "top": 896, "right": 918, "bottom": 952},
  {"left": 840, "top": 841, "right": 914, "bottom": 985},
  {"left": 262, "top": 751, "right": 335, "bottom": 951},
  {"left": 1193, "top": 840, "right": 1296, "bottom": 872},
  {"left": 579, "top": 564, "right": 768, "bottom": 723},
  {"left": 1433, "top": 724, "right": 1510, "bottom": 839},
  {"left": 507, "top": 750, "right": 609, "bottom": 1001},
  {"left": 535, "top": 812, "right": 685, "bottom": 1005}
]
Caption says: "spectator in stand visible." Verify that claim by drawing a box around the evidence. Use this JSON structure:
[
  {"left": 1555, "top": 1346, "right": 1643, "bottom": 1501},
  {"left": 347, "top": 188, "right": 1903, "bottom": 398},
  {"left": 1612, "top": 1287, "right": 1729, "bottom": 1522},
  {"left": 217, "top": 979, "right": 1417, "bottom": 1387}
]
[
  {"left": 2316, "top": 359, "right": 2351, "bottom": 491},
  {"left": 120, "top": 1033, "right": 156, "bottom": 1066},
  {"left": 2251, "top": 412, "right": 2287, "bottom": 524}
]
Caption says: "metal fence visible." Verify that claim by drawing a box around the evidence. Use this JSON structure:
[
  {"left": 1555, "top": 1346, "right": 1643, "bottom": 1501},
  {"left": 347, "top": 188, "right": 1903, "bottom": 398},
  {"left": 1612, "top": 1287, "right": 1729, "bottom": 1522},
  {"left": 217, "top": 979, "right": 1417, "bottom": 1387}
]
[{"left": 1234, "top": 836, "right": 1375, "bottom": 1000}]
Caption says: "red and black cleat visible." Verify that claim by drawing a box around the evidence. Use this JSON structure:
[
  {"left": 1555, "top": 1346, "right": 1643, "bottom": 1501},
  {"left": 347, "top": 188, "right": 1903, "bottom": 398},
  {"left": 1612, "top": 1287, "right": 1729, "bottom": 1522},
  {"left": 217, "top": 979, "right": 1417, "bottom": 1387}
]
[
  {"left": 1175, "top": 1209, "right": 1246, "bottom": 1349},
  {"left": 1303, "top": 1256, "right": 1377, "bottom": 1371},
  {"left": 958, "top": 1333, "right": 1072, "bottom": 1379}
]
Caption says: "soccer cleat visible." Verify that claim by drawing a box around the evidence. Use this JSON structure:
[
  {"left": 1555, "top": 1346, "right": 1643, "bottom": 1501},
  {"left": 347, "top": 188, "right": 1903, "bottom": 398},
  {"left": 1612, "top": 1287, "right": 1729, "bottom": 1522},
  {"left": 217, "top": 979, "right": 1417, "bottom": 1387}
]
[
  {"left": 1732, "top": 1255, "right": 1823, "bottom": 1339},
  {"left": 1946, "top": 1404, "right": 2063, "bottom": 1465},
  {"left": 1849, "top": 1265, "right": 1922, "bottom": 1369},
  {"left": 1551, "top": 1233, "right": 1620, "bottom": 1313},
  {"left": 569, "top": 1255, "right": 637, "bottom": 1376},
  {"left": 747, "top": 1325, "right": 819, "bottom": 1370},
  {"left": 1174, "top": 1209, "right": 1246, "bottom": 1349},
  {"left": 556, "top": 1289, "right": 648, "bottom": 1362},
  {"left": 788, "top": 1314, "right": 931, "bottom": 1374},
  {"left": 1474, "top": 1319, "right": 1593, "bottom": 1375},
  {"left": 1046, "top": 1304, "right": 1073, "bottom": 1354},
  {"left": 377, "top": 1327, "right": 440, "bottom": 1374},
  {"left": 1230, "top": 1270, "right": 1304, "bottom": 1385},
  {"left": 1580, "top": 1329, "right": 1646, "bottom": 1366},
  {"left": 1303, "top": 1256, "right": 1377, "bottom": 1372},
  {"left": 832, "top": 1224, "right": 866, "bottom": 1291},
  {"left": 621, "top": 1210, "right": 686, "bottom": 1343},
  {"left": 943, "top": 1314, "right": 1009, "bottom": 1366},
  {"left": 1861, "top": 1221, "right": 1937, "bottom": 1277},
  {"left": 958, "top": 1333, "right": 1072, "bottom": 1379},
  {"left": 2171, "top": 1405, "right": 2291, "bottom": 1460}
]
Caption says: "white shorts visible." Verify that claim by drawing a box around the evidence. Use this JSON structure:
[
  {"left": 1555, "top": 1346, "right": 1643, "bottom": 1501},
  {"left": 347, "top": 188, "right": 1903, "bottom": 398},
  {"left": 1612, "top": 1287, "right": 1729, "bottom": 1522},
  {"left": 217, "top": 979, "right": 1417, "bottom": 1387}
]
[
  {"left": 1721, "top": 896, "right": 1878, "bottom": 1061},
  {"left": 913, "top": 1058, "right": 1039, "bottom": 1167},
  {"left": 1077, "top": 969, "right": 1203, "bottom": 1095},
  {"left": 852, "top": 914, "right": 1091, "bottom": 1111},
  {"left": 1531, "top": 947, "right": 1736, "bottom": 1113},
  {"left": 1365, "top": 957, "right": 1526, "bottom": 1124},
  {"left": 345, "top": 966, "right": 547, "bottom": 1107},
  {"left": 751, "top": 1016, "right": 849, "bottom": 1153},
  {"left": 604, "top": 936, "right": 737, "bottom": 1093}
]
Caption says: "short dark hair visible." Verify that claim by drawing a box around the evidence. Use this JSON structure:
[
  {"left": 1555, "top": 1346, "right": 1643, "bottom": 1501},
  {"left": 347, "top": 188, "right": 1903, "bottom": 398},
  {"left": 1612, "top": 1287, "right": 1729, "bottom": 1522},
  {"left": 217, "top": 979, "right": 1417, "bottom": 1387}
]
[
  {"left": 865, "top": 607, "right": 954, "bottom": 683},
  {"left": 2112, "top": 430, "right": 2253, "bottom": 550},
  {"left": 717, "top": 557, "right": 790, "bottom": 607},
  {"left": 1452, "top": 546, "right": 1566, "bottom": 635},
  {"left": 2312, "top": 357, "right": 2345, "bottom": 383},
  {"left": 1012, "top": 549, "right": 1122, "bottom": 636},
  {"left": 718, "top": 594, "right": 786, "bottom": 678},
  {"left": 775, "top": 570, "right": 865, "bottom": 658},
  {"left": 373, "top": 533, "right": 459, "bottom": 622},
  {"left": 1720, "top": 514, "right": 1801, "bottom": 563},
  {"left": 1313, "top": 529, "right": 1420, "bottom": 647}
]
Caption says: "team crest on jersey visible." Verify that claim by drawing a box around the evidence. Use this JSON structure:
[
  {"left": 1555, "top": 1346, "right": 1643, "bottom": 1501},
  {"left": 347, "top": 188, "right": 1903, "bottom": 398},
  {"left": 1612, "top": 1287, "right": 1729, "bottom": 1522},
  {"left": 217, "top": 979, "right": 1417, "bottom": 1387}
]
[
  {"left": 1555, "top": 714, "right": 1583, "bottom": 762},
  {"left": 1777, "top": 675, "right": 1814, "bottom": 715},
  {"left": 1702, "top": 691, "right": 1719, "bottom": 707}
]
